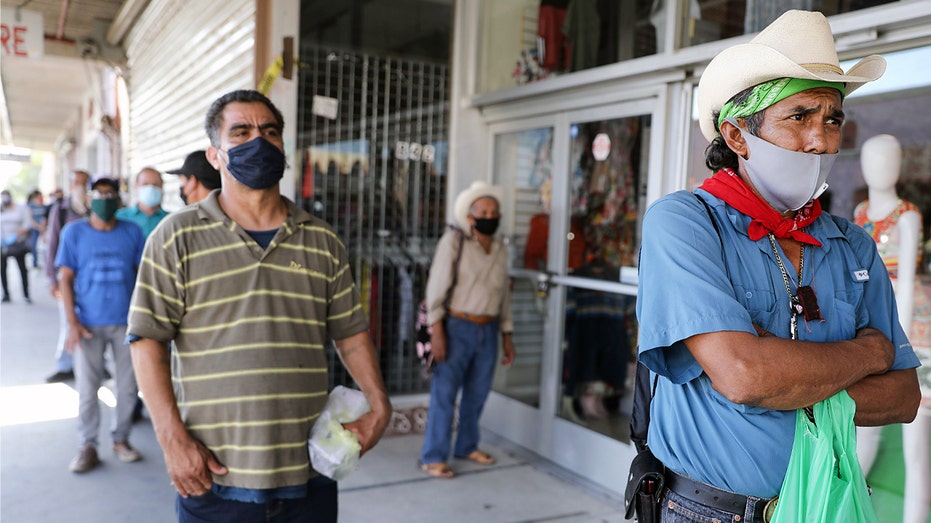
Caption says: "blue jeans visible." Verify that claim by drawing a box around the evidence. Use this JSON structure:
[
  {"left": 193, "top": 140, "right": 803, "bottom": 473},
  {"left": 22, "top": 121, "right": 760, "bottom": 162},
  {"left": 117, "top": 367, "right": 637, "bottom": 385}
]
[
  {"left": 661, "top": 488, "right": 770, "bottom": 523},
  {"left": 420, "top": 317, "right": 499, "bottom": 464},
  {"left": 29, "top": 229, "right": 39, "bottom": 267},
  {"left": 176, "top": 476, "right": 337, "bottom": 523}
]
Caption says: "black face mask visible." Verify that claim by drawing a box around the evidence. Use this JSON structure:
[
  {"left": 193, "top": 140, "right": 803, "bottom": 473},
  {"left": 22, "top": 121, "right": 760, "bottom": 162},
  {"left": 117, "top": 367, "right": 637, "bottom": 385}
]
[
  {"left": 471, "top": 216, "right": 500, "bottom": 236},
  {"left": 179, "top": 187, "right": 188, "bottom": 205}
]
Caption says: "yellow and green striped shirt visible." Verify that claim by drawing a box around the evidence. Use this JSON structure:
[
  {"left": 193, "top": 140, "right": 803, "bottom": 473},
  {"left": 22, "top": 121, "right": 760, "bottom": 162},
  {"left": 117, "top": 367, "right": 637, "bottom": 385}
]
[{"left": 128, "top": 192, "right": 369, "bottom": 490}]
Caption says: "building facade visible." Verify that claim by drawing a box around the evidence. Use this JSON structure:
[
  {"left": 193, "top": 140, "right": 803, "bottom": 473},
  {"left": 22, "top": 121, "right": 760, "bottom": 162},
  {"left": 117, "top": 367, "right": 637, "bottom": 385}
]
[
  {"left": 55, "top": 0, "right": 929, "bottom": 498},
  {"left": 449, "top": 0, "right": 931, "bottom": 494}
]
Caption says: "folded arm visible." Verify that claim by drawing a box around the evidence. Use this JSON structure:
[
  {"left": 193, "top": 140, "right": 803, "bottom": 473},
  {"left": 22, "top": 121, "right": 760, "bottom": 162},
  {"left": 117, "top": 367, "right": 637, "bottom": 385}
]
[{"left": 685, "top": 326, "right": 918, "bottom": 424}]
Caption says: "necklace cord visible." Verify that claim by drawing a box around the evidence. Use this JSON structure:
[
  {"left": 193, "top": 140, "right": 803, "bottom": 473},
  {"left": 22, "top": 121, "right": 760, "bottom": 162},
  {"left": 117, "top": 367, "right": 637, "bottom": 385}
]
[{"left": 768, "top": 234, "right": 803, "bottom": 340}]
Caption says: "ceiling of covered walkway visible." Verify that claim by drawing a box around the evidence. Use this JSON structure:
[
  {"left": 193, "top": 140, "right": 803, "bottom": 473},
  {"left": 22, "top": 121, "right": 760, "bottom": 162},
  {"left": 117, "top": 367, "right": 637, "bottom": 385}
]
[{"left": 1, "top": 0, "right": 135, "bottom": 152}]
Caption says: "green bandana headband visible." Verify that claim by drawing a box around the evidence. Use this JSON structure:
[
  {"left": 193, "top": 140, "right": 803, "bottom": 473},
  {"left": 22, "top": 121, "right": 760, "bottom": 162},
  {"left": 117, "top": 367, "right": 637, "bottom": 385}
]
[{"left": 717, "top": 78, "right": 846, "bottom": 129}]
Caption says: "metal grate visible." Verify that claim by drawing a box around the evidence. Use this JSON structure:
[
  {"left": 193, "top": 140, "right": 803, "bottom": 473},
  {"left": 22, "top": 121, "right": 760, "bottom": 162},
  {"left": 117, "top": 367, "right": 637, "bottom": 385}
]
[{"left": 296, "top": 46, "right": 449, "bottom": 394}]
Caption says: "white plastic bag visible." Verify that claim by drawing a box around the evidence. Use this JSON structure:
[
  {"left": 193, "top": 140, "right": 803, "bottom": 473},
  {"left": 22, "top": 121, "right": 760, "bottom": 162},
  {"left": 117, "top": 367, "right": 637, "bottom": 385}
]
[{"left": 308, "top": 386, "right": 371, "bottom": 480}]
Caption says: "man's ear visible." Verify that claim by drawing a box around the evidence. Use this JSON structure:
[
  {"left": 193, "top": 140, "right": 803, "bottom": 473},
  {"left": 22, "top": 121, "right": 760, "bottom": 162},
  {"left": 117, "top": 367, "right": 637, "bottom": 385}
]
[
  {"left": 206, "top": 146, "right": 222, "bottom": 170},
  {"left": 720, "top": 119, "right": 749, "bottom": 158}
]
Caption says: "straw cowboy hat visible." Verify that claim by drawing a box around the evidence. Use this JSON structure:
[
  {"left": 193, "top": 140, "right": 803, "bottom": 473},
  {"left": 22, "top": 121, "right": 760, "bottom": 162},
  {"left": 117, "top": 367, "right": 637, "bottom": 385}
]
[
  {"left": 453, "top": 181, "right": 504, "bottom": 232},
  {"left": 697, "top": 9, "right": 886, "bottom": 142}
]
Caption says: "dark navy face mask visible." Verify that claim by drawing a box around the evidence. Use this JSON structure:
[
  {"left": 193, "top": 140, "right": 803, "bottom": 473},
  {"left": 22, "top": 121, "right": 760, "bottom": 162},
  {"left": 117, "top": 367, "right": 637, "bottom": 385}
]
[{"left": 225, "top": 137, "right": 286, "bottom": 190}]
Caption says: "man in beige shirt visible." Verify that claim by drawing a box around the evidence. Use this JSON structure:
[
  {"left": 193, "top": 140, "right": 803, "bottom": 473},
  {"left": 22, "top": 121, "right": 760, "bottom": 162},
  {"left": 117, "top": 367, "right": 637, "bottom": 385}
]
[{"left": 419, "top": 181, "right": 516, "bottom": 479}]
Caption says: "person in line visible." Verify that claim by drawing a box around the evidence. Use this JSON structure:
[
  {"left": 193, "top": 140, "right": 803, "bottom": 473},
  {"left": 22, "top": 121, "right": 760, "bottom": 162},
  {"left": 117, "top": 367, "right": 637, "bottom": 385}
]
[
  {"left": 44, "top": 170, "right": 92, "bottom": 383},
  {"left": 26, "top": 189, "right": 47, "bottom": 269},
  {"left": 56, "top": 176, "right": 145, "bottom": 473},
  {"left": 418, "top": 181, "right": 516, "bottom": 479},
  {"left": 128, "top": 89, "right": 391, "bottom": 523},
  {"left": 169, "top": 150, "right": 221, "bottom": 205},
  {"left": 115, "top": 167, "right": 168, "bottom": 238},
  {"left": 116, "top": 167, "right": 170, "bottom": 423},
  {"left": 636, "top": 10, "right": 921, "bottom": 522},
  {"left": 49, "top": 187, "right": 64, "bottom": 206},
  {"left": 1, "top": 189, "right": 33, "bottom": 303}
]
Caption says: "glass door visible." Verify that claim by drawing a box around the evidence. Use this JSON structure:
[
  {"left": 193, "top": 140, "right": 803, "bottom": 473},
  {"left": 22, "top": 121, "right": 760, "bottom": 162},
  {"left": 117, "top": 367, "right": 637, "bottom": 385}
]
[
  {"left": 554, "top": 113, "right": 648, "bottom": 442},
  {"left": 484, "top": 98, "right": 659, "bottom": 494},
  {"left": 488, "top": 123, "right": 554, "bottom": 409}
]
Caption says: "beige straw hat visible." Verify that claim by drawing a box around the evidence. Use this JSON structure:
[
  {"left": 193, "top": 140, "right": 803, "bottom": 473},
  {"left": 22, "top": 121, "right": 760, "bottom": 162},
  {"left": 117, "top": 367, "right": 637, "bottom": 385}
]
[
  {"left": 453, "top": 181, "right": 504, "bottom": 232},
  {"left": 697, "top": 9, "right": 886, "bottom": 141}
]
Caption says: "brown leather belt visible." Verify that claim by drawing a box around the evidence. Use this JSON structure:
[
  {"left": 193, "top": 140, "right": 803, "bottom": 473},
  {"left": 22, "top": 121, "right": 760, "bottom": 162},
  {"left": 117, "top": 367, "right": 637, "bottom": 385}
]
[{"left": 447, "top": 309, "right": 497, "bottom": 325}]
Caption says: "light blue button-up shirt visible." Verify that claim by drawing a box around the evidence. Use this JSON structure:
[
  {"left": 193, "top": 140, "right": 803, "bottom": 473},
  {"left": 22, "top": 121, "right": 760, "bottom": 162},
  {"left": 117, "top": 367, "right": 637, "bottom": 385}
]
[
  {"left": 115, "top": 204, "right": 168, "bottom": 238},
  {"left": 636, "top": 189, "right": 920, "bottom": 498}
]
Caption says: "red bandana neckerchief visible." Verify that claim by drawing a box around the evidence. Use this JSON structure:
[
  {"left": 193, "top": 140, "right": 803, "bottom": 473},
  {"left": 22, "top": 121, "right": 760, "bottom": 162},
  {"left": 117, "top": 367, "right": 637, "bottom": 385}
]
[{"left": 698, "top": 168, "right": 823, "bottom": 246}]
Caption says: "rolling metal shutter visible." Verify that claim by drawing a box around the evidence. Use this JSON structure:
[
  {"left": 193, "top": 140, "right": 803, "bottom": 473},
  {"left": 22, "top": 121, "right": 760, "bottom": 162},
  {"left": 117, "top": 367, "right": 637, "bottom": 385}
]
[{"left": 123, "top": 0, "right": 255, "bottom": 176}]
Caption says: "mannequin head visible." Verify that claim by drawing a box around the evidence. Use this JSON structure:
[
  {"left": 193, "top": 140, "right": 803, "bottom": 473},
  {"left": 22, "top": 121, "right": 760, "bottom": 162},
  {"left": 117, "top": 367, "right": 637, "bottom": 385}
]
[{"left": 861, "top": 134, "right": 902, "bottom": 191}]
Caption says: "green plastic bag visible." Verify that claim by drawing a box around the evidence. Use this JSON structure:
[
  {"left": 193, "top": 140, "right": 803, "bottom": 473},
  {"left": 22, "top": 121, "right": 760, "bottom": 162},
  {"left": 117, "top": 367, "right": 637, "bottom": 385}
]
[{"left": 771, "top": 391, "right": 878, "bottom": 523}]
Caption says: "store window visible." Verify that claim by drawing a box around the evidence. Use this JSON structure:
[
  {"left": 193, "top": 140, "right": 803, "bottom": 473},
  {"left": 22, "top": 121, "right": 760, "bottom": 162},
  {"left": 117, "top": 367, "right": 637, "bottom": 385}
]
[
  {"left": 480, "top": 0, "right": 658, "bottom": 92},
  {"left": 681, "top": 0, "right": 897, "bottom": 48},
  {"left": 478, "top": 1, "right": 897, "bottom": 94}
]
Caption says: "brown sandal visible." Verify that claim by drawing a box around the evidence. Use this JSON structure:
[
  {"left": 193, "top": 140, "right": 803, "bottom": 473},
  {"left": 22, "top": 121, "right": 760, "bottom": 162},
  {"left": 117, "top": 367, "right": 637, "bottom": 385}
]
[
  {"left": 459, "top": 450, "right": 496, "bottom": 465},
  {"left": 419, "top": 461, "right": 455, "bottom": 478}
]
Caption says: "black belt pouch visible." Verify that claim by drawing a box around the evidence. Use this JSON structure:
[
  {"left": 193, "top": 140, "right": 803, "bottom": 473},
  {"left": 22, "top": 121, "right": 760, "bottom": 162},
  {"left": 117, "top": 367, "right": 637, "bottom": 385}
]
[{"left": 624, "top": 448, "right": 665, "bottom": 523}]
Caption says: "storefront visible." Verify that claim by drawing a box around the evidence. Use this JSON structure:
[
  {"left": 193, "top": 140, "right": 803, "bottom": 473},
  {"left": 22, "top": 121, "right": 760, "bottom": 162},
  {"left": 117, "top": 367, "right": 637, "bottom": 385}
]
[
  {"left": 449, "top": 0, "right": 931, "bottom": 495},
  {"left": 114, "top": 0, "right": 930, "bottom": 498}
]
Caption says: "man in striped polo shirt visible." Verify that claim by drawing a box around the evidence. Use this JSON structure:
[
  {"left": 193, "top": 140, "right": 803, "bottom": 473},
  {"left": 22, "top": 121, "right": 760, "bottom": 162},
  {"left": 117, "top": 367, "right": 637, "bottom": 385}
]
[{"left": 128, "top": 90, "right": 391, "bottom": 523}]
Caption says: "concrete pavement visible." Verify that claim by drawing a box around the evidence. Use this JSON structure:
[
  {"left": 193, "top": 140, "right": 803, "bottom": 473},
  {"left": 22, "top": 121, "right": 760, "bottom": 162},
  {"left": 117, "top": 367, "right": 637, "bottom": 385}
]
[{"left": 1, "top": 266, "right": 628, "bottom": 522}]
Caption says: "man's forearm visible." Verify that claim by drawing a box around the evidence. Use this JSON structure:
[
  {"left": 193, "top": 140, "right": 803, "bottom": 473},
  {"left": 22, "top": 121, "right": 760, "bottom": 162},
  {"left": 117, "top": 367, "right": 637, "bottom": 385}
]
[
  {"left": 130, "top": 338, "right": 189, "bottom": 445},
  {"left": 334, "top": 331, "right": 391, "bottom": 414},
  {"left": 848, "top": 368, "right": 921, "bottom": 426},
  {"left": 58, "top": 270, "right": 78, "bottom": 325}
]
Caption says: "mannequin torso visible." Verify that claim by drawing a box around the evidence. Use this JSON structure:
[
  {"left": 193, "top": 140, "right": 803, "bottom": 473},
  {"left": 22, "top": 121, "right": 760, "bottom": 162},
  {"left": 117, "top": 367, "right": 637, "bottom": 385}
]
[{"left": 856, "top": 134, "right": 923, "bottom": 337}]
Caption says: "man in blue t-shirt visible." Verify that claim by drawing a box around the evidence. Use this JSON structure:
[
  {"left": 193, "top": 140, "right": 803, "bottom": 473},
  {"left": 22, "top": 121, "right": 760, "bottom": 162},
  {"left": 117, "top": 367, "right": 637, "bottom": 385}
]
[{"left": 56, "top": 176, "right": 145, "bottom": 474}]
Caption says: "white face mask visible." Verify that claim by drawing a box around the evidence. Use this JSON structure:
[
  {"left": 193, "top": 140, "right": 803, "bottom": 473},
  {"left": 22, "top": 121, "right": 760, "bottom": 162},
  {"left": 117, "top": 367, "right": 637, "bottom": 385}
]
[
  {"left": 138, "top": 185, "right": 163, "bottom": 207},
  {"left": 728, "top": 119, "right": 836, "bottom": 213}
]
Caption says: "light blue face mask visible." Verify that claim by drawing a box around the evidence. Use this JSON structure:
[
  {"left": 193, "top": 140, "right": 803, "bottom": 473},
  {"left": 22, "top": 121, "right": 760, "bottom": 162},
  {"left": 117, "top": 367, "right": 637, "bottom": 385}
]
[
  {"left": 726, "top": 118, "right": 836, "bottom": 213},
  {"left": 138, "top": 185, "right": 163, "bottom": 207}
]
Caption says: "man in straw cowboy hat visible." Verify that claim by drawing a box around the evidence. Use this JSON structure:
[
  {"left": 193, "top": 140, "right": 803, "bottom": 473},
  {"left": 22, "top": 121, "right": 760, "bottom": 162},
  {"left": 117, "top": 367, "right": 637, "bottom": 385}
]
[
  {"left": 635, "top": 10, "right": 921, "bottom": 522},
  {"left": 418, "top": 180, "right": 516, "bottom": 479}
]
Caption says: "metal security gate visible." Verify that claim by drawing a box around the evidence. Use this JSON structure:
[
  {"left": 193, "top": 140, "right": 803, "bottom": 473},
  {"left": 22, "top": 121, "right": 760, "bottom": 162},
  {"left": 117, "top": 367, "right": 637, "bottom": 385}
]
[{"left": 297, "top": 46, "right": 449, "bottom": 394}]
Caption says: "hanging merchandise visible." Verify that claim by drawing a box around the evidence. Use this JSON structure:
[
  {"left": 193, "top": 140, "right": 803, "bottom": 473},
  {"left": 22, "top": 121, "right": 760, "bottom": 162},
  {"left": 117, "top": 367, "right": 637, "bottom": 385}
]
[
  {"left": 562, "top": 0, "right": 600, "bottom": 71},
  {"left": 537, "top": 0, "right": 570, "bottom": 71}
]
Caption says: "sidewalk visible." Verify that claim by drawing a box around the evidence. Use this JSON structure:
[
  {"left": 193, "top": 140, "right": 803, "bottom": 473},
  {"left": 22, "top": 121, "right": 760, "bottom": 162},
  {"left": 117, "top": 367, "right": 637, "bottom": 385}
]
[{"left": 1, "top": 267, "right": 628, "bottom": 522}]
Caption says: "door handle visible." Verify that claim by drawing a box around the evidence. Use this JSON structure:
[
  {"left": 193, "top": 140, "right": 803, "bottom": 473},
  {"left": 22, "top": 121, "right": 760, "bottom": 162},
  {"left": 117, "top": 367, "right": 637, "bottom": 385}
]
[{"left": 536, "top": 271, "right": 553, "bottom": 299}]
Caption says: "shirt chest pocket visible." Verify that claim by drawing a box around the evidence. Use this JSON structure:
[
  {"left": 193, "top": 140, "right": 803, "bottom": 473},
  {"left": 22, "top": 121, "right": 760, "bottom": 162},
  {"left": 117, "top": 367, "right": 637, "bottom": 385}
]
[
  {"left": 828, "top": 280, "right": 864, "bottom": 339},
  {"left": 734, "top": 284, "right": 778, "bottom": 327}
]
